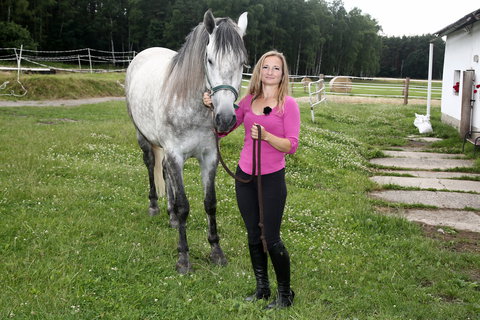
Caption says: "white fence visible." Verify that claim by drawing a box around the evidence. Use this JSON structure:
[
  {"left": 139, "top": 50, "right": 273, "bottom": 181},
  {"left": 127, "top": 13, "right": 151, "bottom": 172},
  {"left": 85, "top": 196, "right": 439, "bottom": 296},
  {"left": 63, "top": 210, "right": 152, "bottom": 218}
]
[
  {"left": 307, "top": 79, "right": 326, "bottom": 122},
  {"left": 0, "top": 46, "right": 136, "bottom": 96},
  {"left": 0, "top": 47, "right": 443, "bottom": 103},
  {"left": 0, "top": 46, "right": 135, "bottom": 73},
  {"left": 288, "top": 75, "right": 442, "bottom": 102}
]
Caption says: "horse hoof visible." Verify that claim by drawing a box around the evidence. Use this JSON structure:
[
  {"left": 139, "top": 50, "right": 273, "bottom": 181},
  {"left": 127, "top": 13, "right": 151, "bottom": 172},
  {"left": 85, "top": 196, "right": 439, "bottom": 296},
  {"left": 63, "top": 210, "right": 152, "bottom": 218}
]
[
  {"left": 210, "top": 248, "right": 227, "bottom": 266},
  {"left": 176, "top": 263, "right": 193, "bottom": 274},
  {"left": 149, "top": 206, "right": 159, "bottom": 216},
  {"left": 176, "top": 257, "right": 193, "bottom": 274}
]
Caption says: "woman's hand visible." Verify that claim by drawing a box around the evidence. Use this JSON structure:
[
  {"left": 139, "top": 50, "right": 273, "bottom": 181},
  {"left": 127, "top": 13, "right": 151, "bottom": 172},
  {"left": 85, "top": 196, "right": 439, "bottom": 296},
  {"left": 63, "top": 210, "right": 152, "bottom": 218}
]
[
  {"left": 252, "top": 123, "right": 292, "bottom": 153},
  {"left": 251, "top": 123, "right": 269, "bottom": 141},
  {"left": 203, "top": 91, "right": 213, "bottom": 108}
]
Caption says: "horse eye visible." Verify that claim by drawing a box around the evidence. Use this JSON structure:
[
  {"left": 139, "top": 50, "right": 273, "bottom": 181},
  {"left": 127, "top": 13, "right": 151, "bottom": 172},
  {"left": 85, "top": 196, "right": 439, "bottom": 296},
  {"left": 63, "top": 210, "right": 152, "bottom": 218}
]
[{"left": 208, "top": 59, "right": 213, "bottom": 65}]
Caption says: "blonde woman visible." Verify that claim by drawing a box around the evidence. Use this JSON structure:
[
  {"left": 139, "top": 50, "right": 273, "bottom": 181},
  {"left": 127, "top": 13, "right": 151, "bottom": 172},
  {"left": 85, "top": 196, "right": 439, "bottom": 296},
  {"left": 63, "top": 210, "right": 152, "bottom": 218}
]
[{"left": 204, "top": 50, "right": 300, "bottom": 309}]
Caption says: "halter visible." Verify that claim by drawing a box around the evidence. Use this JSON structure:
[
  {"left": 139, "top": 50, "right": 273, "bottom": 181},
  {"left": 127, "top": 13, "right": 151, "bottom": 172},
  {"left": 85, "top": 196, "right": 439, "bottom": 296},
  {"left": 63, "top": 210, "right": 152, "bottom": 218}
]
[{"left": 204, "top": 55, "right": 239, "bottom": 109}]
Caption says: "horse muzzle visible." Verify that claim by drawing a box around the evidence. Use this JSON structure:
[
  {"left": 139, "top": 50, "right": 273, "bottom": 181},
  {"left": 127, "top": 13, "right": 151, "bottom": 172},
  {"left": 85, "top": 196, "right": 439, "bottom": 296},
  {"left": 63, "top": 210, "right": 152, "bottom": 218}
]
[{"left": 214, "top": 111, "right": 236, "bottom": 133}]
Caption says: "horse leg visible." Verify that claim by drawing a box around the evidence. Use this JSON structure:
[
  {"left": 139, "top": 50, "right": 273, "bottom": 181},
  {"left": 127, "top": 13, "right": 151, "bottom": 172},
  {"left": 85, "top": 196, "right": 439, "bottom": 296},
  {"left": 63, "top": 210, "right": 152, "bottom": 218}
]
[
  {"left": 136, "top": 131, "right": 159, "bottom": 216},
  {"left": 200, "top": 152, "right": 227, "bottom": 266},
  {"left": 163, "top": 162, "right": 179, "bottom": 228},
  {"left": 164, "top": 153, "right": 192, "bottom": 273}
]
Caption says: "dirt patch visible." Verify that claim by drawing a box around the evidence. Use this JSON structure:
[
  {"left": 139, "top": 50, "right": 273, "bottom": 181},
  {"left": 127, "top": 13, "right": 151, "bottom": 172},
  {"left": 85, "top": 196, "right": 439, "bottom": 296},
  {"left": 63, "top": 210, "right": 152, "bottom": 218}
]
[
  {"left": 375, "top": 206, "right": 479, "bottom": 254},
  {"left": 419, "top": 223, "right": 480, "bottom": 254}
]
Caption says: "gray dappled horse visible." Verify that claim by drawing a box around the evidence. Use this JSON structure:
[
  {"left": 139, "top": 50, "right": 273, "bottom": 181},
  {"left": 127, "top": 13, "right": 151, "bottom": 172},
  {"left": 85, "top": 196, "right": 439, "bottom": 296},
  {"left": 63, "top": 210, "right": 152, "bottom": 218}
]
[{"left": 125, "top": 11, "right": 248, "bottom": 273}]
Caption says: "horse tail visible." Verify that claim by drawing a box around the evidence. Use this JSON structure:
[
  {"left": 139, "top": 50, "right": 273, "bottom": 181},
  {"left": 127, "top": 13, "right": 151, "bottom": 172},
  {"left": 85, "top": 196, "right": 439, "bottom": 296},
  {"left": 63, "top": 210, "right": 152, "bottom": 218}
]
[{"left": 152, "top": 145, "right": 166, "bottom": 198}]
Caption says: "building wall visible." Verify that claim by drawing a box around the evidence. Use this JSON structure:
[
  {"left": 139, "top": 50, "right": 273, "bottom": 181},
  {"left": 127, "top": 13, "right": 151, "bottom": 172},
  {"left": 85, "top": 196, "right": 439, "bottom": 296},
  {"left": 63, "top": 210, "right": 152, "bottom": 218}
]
[{"left": 441, "top": 21, "right": 480, "bottom": 135}]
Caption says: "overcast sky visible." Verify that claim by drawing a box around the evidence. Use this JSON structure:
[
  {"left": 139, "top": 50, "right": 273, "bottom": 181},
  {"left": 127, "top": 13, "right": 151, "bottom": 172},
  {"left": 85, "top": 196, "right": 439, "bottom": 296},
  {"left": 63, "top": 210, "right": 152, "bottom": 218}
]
[{"left": 340, "top": 0, "right": 479, "bottom": 37}]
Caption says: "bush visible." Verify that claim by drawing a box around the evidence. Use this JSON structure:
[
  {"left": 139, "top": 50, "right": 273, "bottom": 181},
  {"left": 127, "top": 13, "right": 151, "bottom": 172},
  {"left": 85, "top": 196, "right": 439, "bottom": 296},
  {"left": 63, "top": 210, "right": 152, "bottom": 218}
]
[{"left": 0, "top": 21, "right": 37, "bottom": 49}]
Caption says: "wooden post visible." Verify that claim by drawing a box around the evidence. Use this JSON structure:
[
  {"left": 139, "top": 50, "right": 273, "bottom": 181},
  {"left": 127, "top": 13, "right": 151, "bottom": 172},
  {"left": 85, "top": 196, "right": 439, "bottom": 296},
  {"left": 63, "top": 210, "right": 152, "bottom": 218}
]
[
  {"left": 460, "top": 70, "right": 475, "bottom": 139},
  {"left": 88, "top": 48, "right": 93, "bottom": 73},
  {"left": 111, "top": 40, "right": 116, "bottom": 66},
  {"left": 403, "top": 77, "right": 410, "bottom": 105}
]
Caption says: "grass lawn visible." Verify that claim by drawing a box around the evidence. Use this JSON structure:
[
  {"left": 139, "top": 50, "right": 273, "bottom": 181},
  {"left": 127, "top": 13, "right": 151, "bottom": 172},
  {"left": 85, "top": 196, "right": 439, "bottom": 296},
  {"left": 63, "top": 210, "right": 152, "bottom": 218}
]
[
  {"left": 0, "top": 72, "right": 125, "bottom": 100},
  {"left": 0, "top": 100, "right": 479, "bottom": 319}
]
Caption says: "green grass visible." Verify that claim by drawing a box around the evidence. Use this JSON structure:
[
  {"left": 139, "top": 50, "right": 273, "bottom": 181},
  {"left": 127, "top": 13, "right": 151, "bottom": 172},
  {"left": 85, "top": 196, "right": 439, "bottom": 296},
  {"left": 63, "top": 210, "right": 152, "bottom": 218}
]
[
  {"left": 0, "top": 99, "right": 479, "bottom": 319},
  {"left": 0, "top": 72, "right": 125, "bottom": 100}
]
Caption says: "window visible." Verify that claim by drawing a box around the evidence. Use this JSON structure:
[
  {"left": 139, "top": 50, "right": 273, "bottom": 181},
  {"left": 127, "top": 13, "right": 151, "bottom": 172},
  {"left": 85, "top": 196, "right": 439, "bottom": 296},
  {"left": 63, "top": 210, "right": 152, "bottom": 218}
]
[{"left": 453, "top": 70, "right": 460, "bottom": 95}]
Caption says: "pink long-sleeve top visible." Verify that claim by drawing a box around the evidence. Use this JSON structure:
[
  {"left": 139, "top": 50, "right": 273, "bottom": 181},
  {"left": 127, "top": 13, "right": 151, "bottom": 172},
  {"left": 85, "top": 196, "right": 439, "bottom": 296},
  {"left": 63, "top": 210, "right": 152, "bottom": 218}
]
[{"left": 223, "top": 94, "right": 300, "bottom": 175}]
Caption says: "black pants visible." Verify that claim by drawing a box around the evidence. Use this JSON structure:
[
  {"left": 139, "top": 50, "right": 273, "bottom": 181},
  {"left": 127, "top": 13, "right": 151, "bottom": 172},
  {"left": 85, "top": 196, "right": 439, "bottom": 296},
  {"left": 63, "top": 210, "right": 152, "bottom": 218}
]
[{"left": 235, "top": 167, "right": 287, "bottom": 250}]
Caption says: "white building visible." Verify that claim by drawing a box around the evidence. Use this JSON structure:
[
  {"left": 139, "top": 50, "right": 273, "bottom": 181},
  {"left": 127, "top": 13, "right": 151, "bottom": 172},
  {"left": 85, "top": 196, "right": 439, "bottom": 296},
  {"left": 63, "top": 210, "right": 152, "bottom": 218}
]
[{"left": 436, "top": 9, "right": 480, "bottom": 146}]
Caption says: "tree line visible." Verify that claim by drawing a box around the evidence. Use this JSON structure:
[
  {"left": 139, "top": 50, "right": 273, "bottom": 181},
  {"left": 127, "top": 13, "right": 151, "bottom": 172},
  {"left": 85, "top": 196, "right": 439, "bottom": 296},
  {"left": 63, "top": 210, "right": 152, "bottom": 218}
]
[{"left": 0, "top": 0, "right": 445, "bottom": 79}]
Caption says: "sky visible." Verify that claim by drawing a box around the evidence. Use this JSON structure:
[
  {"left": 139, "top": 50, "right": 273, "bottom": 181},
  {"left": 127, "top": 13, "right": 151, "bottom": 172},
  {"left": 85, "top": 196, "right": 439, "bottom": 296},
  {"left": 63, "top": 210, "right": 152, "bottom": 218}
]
[{"left": 340, "top": 0, "right": 480, "bottom": 37}]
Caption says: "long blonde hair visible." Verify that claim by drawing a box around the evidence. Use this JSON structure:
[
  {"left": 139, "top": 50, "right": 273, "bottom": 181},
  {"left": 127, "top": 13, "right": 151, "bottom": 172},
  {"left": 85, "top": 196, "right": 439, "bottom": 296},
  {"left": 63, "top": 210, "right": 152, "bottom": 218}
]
[{"left": 248, "top": 50, "right": 290, "bottom": 112}]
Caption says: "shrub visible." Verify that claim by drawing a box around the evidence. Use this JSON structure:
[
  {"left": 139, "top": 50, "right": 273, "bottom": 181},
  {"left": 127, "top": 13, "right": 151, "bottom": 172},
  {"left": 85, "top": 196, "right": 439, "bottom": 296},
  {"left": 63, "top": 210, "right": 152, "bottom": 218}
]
[{"left": 0, "top": 21, "right": 37, "bottom": 49}]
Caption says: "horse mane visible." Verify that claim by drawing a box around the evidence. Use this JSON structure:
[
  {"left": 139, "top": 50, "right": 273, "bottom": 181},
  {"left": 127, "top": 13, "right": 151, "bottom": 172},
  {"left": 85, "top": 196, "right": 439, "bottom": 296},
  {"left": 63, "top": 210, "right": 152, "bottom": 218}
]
[{"left": 164, "top": 17, "right": 247, "bottom": 104}]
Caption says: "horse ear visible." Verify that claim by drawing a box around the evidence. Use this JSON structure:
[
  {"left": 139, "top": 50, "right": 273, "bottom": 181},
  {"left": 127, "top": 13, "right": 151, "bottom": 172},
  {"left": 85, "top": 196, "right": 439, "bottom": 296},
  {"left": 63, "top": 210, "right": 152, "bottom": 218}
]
[
  {"left": 237, "top": 12, "right": 248, "bottom": 37},
  {"left": 204, "top": 10, "right": 216, "bottom": 35}
]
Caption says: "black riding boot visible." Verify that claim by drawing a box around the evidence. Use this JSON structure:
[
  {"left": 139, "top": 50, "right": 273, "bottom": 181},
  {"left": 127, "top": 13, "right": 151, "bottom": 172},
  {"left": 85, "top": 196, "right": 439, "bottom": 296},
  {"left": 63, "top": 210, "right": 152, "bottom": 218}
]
[
  {"left": 265, "top": 241, "right": 295, "bottom": 309},
  {"left": 245, "top": 243, "right": 271, "bottom": 301}
]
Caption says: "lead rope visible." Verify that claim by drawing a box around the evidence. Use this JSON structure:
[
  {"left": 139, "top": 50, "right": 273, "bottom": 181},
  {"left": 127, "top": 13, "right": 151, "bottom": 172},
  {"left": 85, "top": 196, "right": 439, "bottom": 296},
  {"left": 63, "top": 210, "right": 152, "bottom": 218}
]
[
  {"left": 215, "top": 125, "right": 267, "bottom": 253},
  {"left": 255, "top": 127, "right": 267, "bottom": 253}
]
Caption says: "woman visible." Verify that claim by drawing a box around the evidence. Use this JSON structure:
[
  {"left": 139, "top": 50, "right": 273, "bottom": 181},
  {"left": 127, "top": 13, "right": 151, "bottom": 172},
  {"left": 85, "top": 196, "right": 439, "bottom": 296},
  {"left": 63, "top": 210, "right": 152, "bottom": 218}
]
[{"left": 203, "top": 50, "right": 300, "bottom": 309}]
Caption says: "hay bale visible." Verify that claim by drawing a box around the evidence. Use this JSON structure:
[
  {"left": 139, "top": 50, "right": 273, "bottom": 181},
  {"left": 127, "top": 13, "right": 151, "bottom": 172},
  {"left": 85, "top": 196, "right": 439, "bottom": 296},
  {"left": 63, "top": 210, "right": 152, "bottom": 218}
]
[
  {"left": 301, "top": 77, "right": 312, "bottom": 93},
  {"left": 329, "top": 76, "right": 352, "bottom": 93}
]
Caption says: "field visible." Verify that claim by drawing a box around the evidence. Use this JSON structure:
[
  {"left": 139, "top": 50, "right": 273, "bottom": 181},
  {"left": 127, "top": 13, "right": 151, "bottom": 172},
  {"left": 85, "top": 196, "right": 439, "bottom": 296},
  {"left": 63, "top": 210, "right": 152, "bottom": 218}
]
[
  {"left": 1, "top": 72, "right": 440, "bottom": 102},
  {"left": 1, "top": 92, "right": 479, "bottom": 319}
]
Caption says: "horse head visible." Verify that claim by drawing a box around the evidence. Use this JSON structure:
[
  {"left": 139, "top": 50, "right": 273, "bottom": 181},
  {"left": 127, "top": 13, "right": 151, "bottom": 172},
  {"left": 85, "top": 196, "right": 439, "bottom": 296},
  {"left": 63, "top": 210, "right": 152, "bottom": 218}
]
[{"left": 204, "top": 10, "right": 248, "bottom": 133}]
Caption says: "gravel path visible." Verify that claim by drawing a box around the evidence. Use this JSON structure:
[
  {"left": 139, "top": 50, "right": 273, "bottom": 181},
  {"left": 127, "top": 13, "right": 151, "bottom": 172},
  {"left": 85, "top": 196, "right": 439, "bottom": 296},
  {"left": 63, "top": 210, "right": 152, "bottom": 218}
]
[{"left": 0, "top": 96, "right": 125, "bottom": 107}]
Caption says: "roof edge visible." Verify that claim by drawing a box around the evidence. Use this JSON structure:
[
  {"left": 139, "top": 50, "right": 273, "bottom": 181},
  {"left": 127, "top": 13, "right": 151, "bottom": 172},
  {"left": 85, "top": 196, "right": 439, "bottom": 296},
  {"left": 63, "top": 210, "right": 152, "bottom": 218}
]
[{"left": 434, "top": 8, "right": 480, "bottom": 37}]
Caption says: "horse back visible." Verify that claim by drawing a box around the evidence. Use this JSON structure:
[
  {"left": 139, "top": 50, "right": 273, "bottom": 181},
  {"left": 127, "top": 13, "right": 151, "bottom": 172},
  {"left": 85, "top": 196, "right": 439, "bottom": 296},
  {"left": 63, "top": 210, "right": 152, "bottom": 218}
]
[{"left": 126, "top": 47, "right": 176, "bottom": 145}]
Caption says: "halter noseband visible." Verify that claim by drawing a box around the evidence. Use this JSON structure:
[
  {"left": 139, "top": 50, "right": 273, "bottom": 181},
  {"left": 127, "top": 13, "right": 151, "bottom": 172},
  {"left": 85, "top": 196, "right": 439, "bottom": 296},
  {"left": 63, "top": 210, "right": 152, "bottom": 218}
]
[{"left": 204, "top": 56, "right": 240, "bottom": 109}]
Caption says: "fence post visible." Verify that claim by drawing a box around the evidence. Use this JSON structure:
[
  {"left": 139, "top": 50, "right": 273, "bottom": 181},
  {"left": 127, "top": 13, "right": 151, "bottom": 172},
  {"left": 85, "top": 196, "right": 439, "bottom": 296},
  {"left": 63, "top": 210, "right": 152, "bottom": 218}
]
[
  {"left": 111, "top": 40, "right": 116, "bottom": 66},
  {"left": 14, "top": 45, "right": 23, "bottom": 81},
  {"left": 88, "top": 48, "right": 93, "bottom": 73},
  {"left": 78, "top": 55, "right": 81, "bottom": 69},
  {"left": 318, "top": 74, "right": 325, "bottom": 101},
  {"left": 403, "top": 77, "right": 410, "bottom": 105}
]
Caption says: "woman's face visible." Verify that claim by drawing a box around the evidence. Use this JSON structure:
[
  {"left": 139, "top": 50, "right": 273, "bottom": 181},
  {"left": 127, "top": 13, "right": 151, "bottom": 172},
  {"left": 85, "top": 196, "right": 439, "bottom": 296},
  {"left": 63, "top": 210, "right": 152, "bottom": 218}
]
[{"left": 260, "top": 56, "right": 283, "bottom": 86}]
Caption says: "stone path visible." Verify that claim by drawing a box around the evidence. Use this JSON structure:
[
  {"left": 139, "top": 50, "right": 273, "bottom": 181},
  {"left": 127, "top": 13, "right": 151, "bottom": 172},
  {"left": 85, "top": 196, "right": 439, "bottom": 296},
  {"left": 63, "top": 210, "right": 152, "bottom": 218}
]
[{"left": 369, "top": 136, "right": 480, "bottom": 233}]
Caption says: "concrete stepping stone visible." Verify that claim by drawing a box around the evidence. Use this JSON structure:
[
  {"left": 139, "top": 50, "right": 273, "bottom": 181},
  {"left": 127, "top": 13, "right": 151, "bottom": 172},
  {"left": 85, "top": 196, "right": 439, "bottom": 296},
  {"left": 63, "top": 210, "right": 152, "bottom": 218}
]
[
  {"left": 378, "top": 170, "right": 480, "bottom": 179},
  {"left": 370, "top": 190, "right": 480, "bottom": 210},
  {"left": 407, "top": 136, "right": 443, "bottom": 143},
  {"left": 401, "top": 209, "right": 480, "bottom": 233},
  {"left": 370, "top": 139, "right": 480, "bottom": 232},
  {"left": 381, "top": 150, "right": 467, "bottom": 159},
  {"left": 370, "top": 157, "right": 474, "bottom": 170},
  {"left": 370, "top": 176, "right": 480, "bottom": 193}
]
